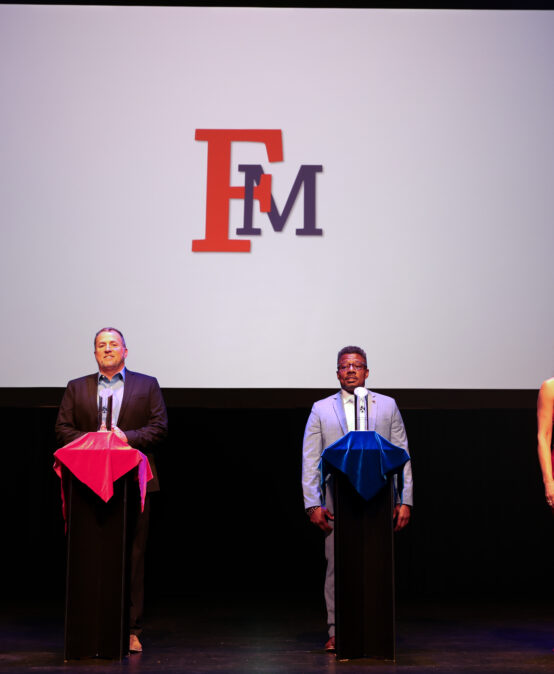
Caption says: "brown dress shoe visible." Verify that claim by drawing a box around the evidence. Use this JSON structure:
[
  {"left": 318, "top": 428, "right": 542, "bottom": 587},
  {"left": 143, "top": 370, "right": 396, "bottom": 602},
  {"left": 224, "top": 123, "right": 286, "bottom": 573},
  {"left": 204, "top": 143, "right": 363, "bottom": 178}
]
[
  {"left": 129, "top": 634, "right": 143, "bottom": 653},
  {"left": 324, "top": 636, "right": 335, "bottom": 652}
]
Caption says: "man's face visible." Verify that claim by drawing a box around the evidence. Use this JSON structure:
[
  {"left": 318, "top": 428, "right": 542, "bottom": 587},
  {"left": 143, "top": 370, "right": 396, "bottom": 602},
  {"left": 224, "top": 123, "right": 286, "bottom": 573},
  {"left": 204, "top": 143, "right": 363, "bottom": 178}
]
[
  {"left": 94, "top": 330, "right": 128, "bottom": 376},
  {"left": 337, "top": 353, "right": 369, "bottom": 393}
]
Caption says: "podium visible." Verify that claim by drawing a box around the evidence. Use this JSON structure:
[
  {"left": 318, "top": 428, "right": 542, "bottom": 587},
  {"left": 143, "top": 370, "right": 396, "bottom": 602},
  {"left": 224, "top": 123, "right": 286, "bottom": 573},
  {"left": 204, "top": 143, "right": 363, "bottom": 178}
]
[
  {"left": 322, "top": 431, "right": 409, "bottom": 661},
  {"left": 53, "top": 432, "right": 152, "bottom": 660}
]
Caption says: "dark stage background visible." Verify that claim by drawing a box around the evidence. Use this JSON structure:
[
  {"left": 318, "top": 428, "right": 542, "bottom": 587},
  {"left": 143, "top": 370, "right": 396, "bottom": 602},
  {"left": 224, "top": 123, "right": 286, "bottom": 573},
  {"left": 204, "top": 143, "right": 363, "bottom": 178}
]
[{"left": 2, "top": 389, "right": 553, "bottom": 616}]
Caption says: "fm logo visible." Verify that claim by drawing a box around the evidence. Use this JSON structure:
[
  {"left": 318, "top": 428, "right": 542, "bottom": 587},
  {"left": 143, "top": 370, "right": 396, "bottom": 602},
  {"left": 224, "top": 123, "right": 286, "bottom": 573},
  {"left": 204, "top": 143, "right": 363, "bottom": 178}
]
[{"left": 193, "top": 129, "right": 322, "bottom": 252}]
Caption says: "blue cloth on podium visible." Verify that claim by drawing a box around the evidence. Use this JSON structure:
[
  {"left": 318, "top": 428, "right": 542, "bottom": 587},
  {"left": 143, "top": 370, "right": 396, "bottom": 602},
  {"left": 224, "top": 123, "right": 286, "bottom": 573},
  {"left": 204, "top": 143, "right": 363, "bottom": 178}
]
[{"left": 321, "top": 430, "right": 409, "bottom": 501}]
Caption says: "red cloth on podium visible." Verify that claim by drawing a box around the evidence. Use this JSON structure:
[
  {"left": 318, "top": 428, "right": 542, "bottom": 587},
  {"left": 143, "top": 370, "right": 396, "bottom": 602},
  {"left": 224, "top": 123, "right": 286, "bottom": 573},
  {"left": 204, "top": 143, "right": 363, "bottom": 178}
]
[{"left": 53, "top": 432, "right": 153, "bottom": 524}]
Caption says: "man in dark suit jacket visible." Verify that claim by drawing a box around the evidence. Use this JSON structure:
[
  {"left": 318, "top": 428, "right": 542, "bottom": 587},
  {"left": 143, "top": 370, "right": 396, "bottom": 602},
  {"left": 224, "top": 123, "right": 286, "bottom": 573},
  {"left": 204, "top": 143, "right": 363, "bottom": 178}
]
[{"left": 55, "top": 327, "right": 168, "bottom": 654}]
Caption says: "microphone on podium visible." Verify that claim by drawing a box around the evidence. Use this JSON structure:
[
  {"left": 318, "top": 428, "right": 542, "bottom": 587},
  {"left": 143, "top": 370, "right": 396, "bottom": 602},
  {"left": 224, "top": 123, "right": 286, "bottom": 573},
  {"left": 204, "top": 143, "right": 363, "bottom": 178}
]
[
  {"left": 98, "top": 388, "right": 114, "bottom": 431},
  {"left": 354, "top": 386, "right": 369, "bottom": 431}
]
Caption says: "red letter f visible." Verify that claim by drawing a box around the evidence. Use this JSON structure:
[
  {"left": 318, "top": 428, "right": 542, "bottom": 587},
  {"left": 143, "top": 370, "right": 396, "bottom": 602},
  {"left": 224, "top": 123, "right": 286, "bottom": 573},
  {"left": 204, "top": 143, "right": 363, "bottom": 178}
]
[{"left": 193, "top": 129, "right": 283, "bottom": 252}]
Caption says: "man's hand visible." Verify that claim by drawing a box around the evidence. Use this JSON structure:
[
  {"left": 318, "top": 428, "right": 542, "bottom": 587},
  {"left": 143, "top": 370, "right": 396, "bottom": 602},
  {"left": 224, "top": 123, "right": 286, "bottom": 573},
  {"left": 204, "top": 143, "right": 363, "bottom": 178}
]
[
  {"left": 544, "top": 480, "right": 554, "bottom": 508},
  {"left": 309, "top": 506, "right": 334, "bottom": 534},
  {"left": 113, "top": 426, "right": 128, "bottom": 443},
  {"left": 393, "top": 504, "right": 411, "bottom": 532},
  {"left": 99, "top": 424, "right": 128, "bottom": 443}
]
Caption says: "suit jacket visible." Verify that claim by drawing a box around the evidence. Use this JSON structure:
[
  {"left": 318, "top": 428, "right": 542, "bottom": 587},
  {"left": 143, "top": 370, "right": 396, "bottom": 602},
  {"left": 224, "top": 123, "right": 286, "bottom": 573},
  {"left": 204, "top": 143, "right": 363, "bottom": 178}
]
[
  {"left": 302, "top": 389, "right": 413, "bottom": 509},
  {"left": 55, "top": 369, "right": 168, "bottom": 491}
]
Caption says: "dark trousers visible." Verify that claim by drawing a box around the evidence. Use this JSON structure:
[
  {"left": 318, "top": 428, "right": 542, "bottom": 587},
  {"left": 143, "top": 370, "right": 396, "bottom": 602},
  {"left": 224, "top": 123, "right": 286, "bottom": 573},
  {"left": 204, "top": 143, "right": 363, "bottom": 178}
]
[{"left": 129, "top": 492, "right": 150, "bottom": 636}]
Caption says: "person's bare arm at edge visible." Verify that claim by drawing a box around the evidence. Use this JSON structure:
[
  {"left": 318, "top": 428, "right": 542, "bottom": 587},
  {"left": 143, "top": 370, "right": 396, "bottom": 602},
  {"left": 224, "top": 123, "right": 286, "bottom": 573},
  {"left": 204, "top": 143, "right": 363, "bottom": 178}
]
[{"left": 537, "top": 378, "right": 554, "bottom": 508}]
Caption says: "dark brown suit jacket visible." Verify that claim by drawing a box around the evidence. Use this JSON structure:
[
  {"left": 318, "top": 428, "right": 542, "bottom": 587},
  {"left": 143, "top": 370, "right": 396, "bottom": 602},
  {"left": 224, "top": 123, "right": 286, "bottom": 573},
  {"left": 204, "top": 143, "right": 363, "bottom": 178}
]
[{"left": 55, "top": 369, "right": 168, "bottom": 491}]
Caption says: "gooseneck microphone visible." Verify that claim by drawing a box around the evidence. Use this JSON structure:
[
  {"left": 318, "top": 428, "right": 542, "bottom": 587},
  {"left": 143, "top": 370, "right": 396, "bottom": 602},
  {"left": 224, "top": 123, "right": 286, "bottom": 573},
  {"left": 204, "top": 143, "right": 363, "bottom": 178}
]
[
  {"left": 98, "top": 388, "right": 113, "bottom": 431},
  {"left": 354, "top": 386, "right": 369, "bottom": 431}
]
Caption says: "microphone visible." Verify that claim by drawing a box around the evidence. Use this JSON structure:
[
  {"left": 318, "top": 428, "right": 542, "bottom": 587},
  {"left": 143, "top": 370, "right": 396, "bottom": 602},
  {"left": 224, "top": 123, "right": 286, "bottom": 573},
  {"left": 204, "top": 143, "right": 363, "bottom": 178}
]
[
  {"left": 98, "top": 389, "right": 113, "bottom": 431},
  {"left": 354, "top": 386, "right": 369, "bottom": 431}
]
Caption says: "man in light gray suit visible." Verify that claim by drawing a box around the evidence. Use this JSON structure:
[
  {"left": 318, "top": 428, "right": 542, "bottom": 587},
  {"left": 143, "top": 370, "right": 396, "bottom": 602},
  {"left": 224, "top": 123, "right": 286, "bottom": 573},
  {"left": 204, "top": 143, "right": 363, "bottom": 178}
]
[{"left": 302, "top": 346, "right": 413, "bottom": 652}]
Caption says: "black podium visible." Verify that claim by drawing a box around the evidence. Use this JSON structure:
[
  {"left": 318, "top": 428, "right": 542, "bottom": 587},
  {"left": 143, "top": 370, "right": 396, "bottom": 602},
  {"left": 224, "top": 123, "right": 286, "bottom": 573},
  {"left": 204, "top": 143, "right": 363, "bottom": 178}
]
[
  {"left": 63, "top": 471, "right": 132, "bottom": 660},
  {"left": 322, "top": 430, "right": 409, "bottom": 661},
  {"left": 53, "top": 433, "right": 151, "bottom": 660}
]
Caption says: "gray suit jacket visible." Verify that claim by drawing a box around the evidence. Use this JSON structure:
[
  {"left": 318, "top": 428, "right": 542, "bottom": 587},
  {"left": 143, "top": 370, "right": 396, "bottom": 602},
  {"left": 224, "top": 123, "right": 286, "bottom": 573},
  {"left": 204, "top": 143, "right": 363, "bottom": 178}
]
[{"left": 302, "top": 389, "right": 413, "bottom": 509}]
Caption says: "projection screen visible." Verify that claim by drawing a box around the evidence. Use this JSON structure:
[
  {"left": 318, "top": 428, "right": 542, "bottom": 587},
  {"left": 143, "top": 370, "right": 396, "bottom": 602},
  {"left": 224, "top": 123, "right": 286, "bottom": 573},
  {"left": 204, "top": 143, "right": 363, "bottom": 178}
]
[{"left": 1, "top": 5, "right": 553, "bottom": 389}]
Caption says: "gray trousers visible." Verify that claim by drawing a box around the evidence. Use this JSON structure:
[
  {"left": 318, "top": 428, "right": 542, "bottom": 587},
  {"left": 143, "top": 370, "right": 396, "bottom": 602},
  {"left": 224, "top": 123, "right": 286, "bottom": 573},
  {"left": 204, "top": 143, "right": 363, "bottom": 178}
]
[{"left": 324, "top": 480, "right": 335, "bottom": 638}]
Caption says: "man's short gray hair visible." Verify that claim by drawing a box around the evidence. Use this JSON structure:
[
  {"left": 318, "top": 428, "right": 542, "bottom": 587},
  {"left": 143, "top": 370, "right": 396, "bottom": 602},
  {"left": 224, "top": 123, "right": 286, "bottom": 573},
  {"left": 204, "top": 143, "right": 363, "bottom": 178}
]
[{"left": 94, "top": 327, "right": 126, "bottom": 349}]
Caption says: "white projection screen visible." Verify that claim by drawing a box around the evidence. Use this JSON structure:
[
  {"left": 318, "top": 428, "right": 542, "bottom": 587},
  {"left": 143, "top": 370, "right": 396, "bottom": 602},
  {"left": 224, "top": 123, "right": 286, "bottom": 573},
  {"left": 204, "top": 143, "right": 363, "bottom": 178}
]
[{"left": 1, "top": 5, "right": 553, "bottom": 390}]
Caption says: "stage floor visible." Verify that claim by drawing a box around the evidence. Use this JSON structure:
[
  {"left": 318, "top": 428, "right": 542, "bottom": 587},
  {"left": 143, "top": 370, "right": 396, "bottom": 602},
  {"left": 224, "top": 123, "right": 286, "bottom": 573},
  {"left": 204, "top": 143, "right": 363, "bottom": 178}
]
[{"left": 0, "top": 595, "right": 552, "bottom": 673}]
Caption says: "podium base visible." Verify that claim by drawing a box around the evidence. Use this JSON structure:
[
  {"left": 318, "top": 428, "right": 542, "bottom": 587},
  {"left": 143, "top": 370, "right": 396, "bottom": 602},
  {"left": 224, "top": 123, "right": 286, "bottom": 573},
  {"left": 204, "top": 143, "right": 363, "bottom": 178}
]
[
  {"left": 334, "top": 473, "right": 395, "bottom": 661},
  {"left": 63, "top": 472, "right": 132, "bottom": 660}
]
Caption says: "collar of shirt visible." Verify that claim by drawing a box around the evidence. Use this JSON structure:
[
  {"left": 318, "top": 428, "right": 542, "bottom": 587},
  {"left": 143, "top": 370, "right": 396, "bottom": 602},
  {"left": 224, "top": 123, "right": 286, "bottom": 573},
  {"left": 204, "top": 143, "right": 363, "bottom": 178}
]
[
  {"left": 98, "top": 368, "right": 126, "bottom": 385},
  {"left": 340, "top": 389, "right": 354, "bottom": 405}
]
